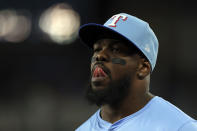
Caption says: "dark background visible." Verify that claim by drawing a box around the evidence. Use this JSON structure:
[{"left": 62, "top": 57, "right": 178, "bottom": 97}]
[{"left": 0, "top": 0, "right": 197, "bottom": 130}]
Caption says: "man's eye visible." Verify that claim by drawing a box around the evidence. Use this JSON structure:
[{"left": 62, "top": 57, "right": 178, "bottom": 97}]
[
  {"left": 93, "top": 48, "right": 101, "bottom": 52},
  {"left": 112, "top": 47, "right": 120, "bottom": 53}
]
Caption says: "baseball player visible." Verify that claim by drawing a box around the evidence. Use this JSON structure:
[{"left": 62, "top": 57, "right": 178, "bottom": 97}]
[{"left": 76, "top": 13, "right": 197, "bottom": 131}]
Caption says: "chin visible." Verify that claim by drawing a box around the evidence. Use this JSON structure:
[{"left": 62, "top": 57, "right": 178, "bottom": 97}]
[{"left": 86, "top": 74, "right": 131, "bottom": 107}]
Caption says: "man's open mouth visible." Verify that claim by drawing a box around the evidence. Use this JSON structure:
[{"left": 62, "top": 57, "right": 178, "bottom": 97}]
[
  {"left": 91, "top": 64, "right": 109, "bottom": 83},
  {"left": 93, "top": 66, "right": 107, "bottom": 77}
]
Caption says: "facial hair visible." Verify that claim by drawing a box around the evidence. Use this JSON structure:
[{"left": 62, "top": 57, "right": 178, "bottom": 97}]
[{"left": 85, "top": 75, "right": 131, "bottom": 109}]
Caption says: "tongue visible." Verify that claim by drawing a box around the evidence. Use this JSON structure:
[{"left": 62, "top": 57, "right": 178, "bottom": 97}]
[{"left": 94, "top": 67, "right": 107, "bottom": 77}]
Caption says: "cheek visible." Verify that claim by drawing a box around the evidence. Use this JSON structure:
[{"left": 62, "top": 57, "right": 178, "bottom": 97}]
[
  {"left": 110, "top": 61, "right": 138, "bottom": 80},
  {"left": 111, "top": 58, "right": 126, "bottom": 65},
  {"left": 109, "top": 65, "right": 127, "bottom": 81},
  {"left": 90, "top": 62, "right": 93, "bottom": 69}
]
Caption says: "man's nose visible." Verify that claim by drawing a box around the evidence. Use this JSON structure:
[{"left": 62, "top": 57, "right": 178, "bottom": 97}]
[{"left": 95, "top": 49, "right": 109, "bottom": 62}]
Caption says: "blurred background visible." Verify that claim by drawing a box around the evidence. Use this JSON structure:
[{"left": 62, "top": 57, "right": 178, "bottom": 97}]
[{"left": 0, "top": 0, "right": 197, "bottom": 130}]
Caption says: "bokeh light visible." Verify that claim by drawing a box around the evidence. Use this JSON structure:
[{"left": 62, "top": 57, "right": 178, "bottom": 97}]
[
  {"left": 0, "top": 9, "right": 31, "bottom": 43},
  {"left": 39, "top": 3, "right": 80, "bottom": 45}
]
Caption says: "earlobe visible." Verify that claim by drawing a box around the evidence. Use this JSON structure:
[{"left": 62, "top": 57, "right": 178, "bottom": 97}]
[
  {"left": 137, "top": 72, "right": 144, "bottom": 80},
  {"left": 137, "top": 59, "right": 151, "bottom": 80}
]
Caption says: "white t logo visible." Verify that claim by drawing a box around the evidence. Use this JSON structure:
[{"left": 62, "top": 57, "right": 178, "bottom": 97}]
[{"left": 108, "top": 14, "right": 128, "bottom": 27}]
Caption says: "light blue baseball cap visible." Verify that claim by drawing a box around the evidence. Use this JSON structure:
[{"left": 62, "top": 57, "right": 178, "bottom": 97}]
[{"left": 79, "top": 13, "right": 159, "bottom": 71}]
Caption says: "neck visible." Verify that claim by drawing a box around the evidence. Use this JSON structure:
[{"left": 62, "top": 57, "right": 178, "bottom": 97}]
[{"left": 100, "top": 78, "right": 154, "bottom": 123}]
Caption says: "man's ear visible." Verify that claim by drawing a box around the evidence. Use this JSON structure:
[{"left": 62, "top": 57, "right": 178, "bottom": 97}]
[{"left": 137, "top": 58, "right": 151, "bottom": 80}]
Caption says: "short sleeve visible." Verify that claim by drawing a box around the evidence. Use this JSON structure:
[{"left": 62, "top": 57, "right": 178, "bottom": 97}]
[{"left": 178, "top": 121, "right": 197, "bottom": 131}]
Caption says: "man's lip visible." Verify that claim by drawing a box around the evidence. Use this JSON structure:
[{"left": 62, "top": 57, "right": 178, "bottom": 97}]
[
  {"left": 91, "top": 64, "right": 109, "bottom": 77},
  {"left": 92, "top": 76, "right": 107, "bottom": 82}
]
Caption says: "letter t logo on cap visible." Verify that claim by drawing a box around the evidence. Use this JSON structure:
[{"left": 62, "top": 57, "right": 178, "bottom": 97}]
[{"left": 108, "top": 14, "right": 128, "bottom": 27}]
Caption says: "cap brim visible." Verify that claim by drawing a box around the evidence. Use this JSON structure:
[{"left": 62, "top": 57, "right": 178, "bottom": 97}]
[{"left": 79, "top": 23, "right": 133, "bottom": 48}]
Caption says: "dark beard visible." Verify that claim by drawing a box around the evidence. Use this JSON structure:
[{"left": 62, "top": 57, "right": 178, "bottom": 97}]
[{"left": 85, "top": 75, "right": 131, "bottom": 109}]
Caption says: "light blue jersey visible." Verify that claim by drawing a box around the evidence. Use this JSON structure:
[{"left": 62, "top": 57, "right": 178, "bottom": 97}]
[{"left": 76, "top": 96, "right": 197, "bottom": 131}]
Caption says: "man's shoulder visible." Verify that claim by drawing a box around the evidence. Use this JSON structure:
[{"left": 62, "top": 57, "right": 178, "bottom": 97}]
[
  {"left": 154, "top": 97, "right": 194, "bottom": 121},
  {"left": 178, "top": 121, "right": 197, "bottom": 131},
  {"left": 75, "top": 110, "right": 98, "bottom": 131},
  {"left": 148, "top": 96, "right": 196, "bottom": 129},
  {"left": 119, "top": 96, "right": 196, "bottom": 130}
]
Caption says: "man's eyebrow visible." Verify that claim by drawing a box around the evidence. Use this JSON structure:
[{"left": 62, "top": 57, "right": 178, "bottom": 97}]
[{"left": 93, "top": 39, "right": 103, "bottom": 47}]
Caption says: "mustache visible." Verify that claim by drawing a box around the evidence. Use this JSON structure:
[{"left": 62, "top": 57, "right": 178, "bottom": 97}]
[{"left": 91, "top": 61, "right": 111, "bottom": 77}]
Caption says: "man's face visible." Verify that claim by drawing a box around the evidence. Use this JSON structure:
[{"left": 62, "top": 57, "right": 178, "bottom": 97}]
[{"left": 86, "top": 38, "right": 141, "bottom": 107}]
